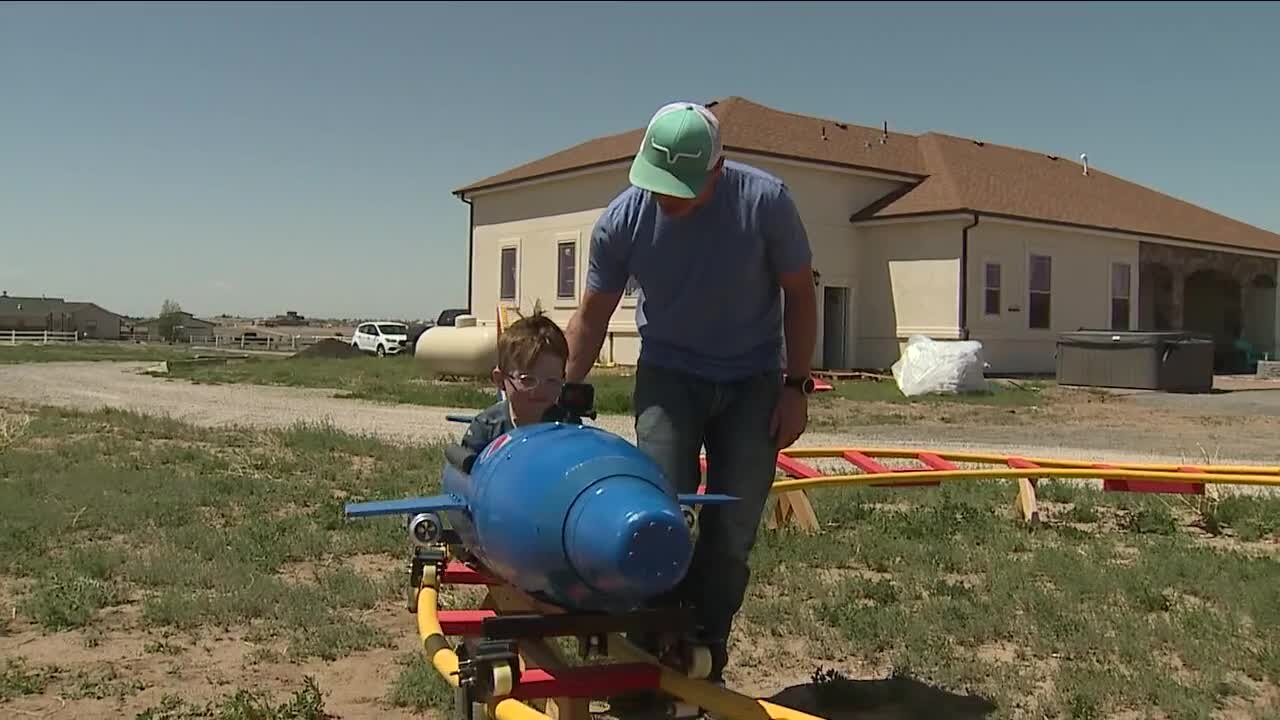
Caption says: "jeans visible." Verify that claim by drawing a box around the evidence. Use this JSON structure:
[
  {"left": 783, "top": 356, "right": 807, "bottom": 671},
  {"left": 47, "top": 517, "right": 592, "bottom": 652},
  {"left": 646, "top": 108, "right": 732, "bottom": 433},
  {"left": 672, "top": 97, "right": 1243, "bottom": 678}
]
[{"left": 631, "top": 362, "right": 781, "bottom": 672}]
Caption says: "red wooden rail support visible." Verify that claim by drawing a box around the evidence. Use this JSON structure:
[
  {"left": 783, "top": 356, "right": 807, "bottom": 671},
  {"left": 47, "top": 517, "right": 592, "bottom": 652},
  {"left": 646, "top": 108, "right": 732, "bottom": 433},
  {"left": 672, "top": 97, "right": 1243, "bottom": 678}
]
[
  {"left": 438, "top": 609, "right": 497, "bottom": 636},
  {"left": 771, "top": 455, "right": 822, "bottom": 532},
  {"left": 443, "top": 562, "right": 500, "bottom": 586},
  {"left": 1100, "top": 464, "right": 1206, "bottom": 496},
  {"left": 1007, "top": 457, "right": 1042, "bottom": 525},
  {"left": 508, "top": 663, "right": 661, "bottom": 700}
]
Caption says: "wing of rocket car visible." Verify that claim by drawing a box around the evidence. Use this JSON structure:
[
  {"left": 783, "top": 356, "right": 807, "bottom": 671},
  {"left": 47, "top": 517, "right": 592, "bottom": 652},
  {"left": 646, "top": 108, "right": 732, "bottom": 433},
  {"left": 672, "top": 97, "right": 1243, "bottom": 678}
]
[
  {"left": 344, "top": 493, "right": 468, "bottom": 519},
  {"left": 677, "top": 493, "right": 737, "bottom": 506}
]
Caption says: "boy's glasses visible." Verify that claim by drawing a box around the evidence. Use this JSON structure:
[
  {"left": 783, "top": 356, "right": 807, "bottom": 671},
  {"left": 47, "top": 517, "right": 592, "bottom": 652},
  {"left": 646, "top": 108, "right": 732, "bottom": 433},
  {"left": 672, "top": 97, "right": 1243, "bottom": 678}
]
[{"left": 504, "top": 372, "right": 564, "bottom": 392}]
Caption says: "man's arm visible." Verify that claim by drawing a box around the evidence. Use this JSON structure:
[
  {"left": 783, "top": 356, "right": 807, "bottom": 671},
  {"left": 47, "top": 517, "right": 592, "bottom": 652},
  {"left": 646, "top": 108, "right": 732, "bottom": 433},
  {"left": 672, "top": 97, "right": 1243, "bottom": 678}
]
[
  {"left": 779, "top": 268, "right": 817, "bottom": 379},
  {"left": 568, "top": 207, "right": 630, "bottom": 383},
  {"left": 765, "top": 184, "right": 817, "bottom": 378},
  {"left": 566, "top": 288, "right": 623, "bottom": 383}
]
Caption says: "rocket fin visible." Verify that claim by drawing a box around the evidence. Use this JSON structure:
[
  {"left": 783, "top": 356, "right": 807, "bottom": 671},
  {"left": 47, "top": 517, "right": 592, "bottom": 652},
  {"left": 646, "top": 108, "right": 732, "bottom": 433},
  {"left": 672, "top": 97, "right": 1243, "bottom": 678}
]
[
  {"left": 677, "top": 493, "right": 737, "bottom": 506},
  {"left": 344, "top": 493, "right": 468, "bottom": 519}
]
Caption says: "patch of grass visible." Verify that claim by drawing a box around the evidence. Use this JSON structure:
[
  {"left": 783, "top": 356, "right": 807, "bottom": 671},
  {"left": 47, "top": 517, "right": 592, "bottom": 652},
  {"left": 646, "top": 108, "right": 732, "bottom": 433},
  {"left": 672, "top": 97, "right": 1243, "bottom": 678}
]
[
  {"left": 0, "top": 342, "right": 197, "bottom": 364},
  {"left": 753, "top": 480, "right": 1280, "bottom": 718},
  {"left": 166, "top": 355, "right": 1054, "bottom": 420},
  {"left": 826, "top": 377, "right": 1049, "bottom": 406},
  {"left": 134, "top": 675, "right": 329, "bottom": 719},
  {"left": 0, "top": 658, "right": 61, "bottom": 701},
  {"left": 0, "top": 406, "right": 436, "bottom": 661},
  {"left": 1205, "top": 494, "right": 1280, "bottom": 541},
  {"left": 167, "top": 355, "right": 642, "bottom": 413},
  {"left": 387, "top": 652, "right": 453, "bottom": 712}
]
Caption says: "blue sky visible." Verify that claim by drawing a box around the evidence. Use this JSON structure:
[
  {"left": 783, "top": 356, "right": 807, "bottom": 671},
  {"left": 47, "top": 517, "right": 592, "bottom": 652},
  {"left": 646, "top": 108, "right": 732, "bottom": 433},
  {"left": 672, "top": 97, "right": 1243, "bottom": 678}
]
[{"left": 3, "top": 1, "right": 1276, "bottom": 320}]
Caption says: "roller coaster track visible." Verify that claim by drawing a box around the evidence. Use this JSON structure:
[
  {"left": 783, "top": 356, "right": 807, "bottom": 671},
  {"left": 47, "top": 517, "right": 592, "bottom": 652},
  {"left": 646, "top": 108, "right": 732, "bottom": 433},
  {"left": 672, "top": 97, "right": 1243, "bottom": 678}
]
[
  {"left": 412, "top": 443, "right": 1280, "bottom": 720},
  {"left": 766, "top": 447, "right": 1280, "bottom": 528}
]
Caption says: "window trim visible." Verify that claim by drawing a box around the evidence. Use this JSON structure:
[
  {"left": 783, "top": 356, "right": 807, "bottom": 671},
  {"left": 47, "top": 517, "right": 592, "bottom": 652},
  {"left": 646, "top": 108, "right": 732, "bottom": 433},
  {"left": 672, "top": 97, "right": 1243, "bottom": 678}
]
[
  {"left": 1027, "top": 253, "right": 1052, "bottom": 330},
  {"left": 1110, "top": 260, "right": 1132, "bottom": 330},
  {"left": 498, "top": 240, "right": 520, "bottom": 304},
  {"left": 554, "top": 231, "right": 580, "bottom": 307},
  {"left": 982, "top": 261, "right": 1002, "bottom": 317}
]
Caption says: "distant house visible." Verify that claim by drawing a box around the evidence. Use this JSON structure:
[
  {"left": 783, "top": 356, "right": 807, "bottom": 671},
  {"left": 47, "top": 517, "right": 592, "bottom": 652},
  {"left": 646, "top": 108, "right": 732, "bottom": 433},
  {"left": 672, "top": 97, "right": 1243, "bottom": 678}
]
[
  {"left": 0, "top": 292, "right": 126, "bottom": 340},
  {"left": 136, "top": 311, "right": 218, "bottom": 342}
]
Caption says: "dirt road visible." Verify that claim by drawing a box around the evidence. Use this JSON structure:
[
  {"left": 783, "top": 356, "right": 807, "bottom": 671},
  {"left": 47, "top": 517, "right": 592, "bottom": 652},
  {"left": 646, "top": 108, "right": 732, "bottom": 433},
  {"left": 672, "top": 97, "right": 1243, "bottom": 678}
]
[{"left": 1, "top": 361, "right": 1278, "bottom": 467}]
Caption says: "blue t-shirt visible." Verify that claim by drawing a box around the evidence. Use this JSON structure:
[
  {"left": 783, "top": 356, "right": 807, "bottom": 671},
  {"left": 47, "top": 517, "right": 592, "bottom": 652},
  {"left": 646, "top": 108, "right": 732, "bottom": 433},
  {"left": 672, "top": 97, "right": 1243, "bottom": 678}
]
[{"left": 586, "top": 160, "right": 813, "bottom": 382}]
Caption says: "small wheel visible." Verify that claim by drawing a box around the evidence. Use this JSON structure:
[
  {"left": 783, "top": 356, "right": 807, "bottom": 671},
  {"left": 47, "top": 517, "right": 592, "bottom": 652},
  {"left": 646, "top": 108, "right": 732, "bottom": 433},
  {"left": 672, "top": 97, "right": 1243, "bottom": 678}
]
[
  {"left": 685, "top": 645, "right": 713, "bottom": 680},
  {"left": 491, "top": 661, "right": 515, "bottom": 697},
  {"left": 681, "top": 506, "right": 697, "bottom": 528}
]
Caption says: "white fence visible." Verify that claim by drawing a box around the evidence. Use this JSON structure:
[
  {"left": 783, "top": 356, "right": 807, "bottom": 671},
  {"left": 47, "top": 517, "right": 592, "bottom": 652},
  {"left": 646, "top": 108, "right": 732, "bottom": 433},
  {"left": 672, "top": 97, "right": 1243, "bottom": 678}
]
[
  {"left": 185, "top": 334, "right": 347, "bottom": 353},
  {"left": 3, "top": 330, "right": 80, "bottom": 345}
]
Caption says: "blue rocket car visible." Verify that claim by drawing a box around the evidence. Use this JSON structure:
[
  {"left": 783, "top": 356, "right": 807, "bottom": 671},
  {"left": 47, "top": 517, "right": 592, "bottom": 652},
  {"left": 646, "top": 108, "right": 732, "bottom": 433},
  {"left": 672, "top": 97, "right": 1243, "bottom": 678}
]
[{"left": 343, "top": 409, "right": 735, "bottom": 614}]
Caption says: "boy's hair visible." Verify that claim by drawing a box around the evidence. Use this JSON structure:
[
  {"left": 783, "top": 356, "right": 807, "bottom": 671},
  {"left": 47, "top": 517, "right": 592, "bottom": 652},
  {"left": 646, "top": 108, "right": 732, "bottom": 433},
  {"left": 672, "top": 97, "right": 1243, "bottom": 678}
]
[{"left": 497, "top": 313, "right": 569, "bottom": 373}]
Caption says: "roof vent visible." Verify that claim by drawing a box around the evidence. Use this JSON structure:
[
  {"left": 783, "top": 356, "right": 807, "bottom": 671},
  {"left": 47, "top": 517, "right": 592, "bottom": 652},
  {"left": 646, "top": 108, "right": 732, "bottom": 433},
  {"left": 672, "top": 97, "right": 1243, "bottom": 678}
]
[
  {"left": 880, "top": 121, "right": 888, "bottom": 144},
  {"left": 835, "top": 122, "right": 847, "bottom": 129},
  {"left": 1080, "top": 153, "right": 1089, "bottom": 176},
  {"left": 1047, "top": 154, "right": 1058, "bottom": 160},
  {"left": 821, "top": 126, "right": 827, "bottom": 141},
  {"left": 973, "top": 140, "right": 985, "bottom": 147}
]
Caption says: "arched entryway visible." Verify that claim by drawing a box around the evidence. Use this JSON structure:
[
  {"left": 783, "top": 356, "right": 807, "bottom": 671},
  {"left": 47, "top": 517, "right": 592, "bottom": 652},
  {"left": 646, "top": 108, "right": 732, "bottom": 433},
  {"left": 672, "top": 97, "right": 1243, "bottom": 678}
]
[{"left": 1183, "top": 269, "right": 1242, "bottom": 343}]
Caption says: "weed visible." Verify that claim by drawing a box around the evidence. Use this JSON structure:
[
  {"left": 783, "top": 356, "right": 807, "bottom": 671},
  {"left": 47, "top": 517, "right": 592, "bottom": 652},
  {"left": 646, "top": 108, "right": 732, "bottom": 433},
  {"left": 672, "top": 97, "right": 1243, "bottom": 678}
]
[
  {"left": 134, "top": 675, "right": 329, "bottom": 719},
  {"left": 387, "top": 652, "right": 453, "bottom": 711},
  {"left": 0, "top": 658, "right": 61, "bottom": 701}
]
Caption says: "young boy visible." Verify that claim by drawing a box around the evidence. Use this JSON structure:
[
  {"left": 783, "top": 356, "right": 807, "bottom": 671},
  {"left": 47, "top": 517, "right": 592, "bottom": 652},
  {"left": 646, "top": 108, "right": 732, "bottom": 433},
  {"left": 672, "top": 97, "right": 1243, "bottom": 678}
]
[{"left": 459, "top": 313, "right": 570, "bottom": 457}]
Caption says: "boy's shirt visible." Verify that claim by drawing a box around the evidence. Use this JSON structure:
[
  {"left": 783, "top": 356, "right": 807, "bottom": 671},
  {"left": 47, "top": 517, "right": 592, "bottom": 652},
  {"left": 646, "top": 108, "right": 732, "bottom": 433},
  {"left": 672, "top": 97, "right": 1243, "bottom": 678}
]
[
  {"left": 458, "top": 398, "right": 587, "bottom": 460},
  {"left": 460, "top": 399, "right": 516, "bottom": 457}
]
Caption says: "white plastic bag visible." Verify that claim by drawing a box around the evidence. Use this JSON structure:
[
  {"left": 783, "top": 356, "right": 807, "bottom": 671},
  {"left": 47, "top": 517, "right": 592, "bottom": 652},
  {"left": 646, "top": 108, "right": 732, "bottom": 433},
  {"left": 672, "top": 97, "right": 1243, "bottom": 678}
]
[{"left": 890, "top": 335, "right": 989, "bottom": 397}]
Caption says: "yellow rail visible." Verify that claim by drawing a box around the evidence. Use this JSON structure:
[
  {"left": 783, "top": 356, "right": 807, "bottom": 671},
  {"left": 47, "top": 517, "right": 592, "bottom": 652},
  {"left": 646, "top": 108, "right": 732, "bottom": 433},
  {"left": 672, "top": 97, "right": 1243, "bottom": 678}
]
[
  {"left": 779, "top": 447, "right": 1280, "bottom": 476},
  {"left": 770, "top": 466, "right": 1280, "bottom": 492},
  {"left": 764, "top": 446, "right": 1280, "bottom": 529},
  {"left": 415, "top": 562, "right": 828, "bottom": 720}
]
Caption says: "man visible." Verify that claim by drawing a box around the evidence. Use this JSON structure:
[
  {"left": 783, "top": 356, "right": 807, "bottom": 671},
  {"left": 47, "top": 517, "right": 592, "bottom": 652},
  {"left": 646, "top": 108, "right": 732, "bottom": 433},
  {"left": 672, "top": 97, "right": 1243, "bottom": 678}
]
[{"left": 564, "top": 101, "right": 818, "bottom": 683}]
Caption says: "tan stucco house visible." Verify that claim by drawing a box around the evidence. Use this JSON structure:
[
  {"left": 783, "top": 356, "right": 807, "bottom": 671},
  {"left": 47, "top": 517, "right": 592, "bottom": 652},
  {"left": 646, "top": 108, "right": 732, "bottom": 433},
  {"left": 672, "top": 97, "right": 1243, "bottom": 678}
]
[{"left": 453, "top": 97, "right": 1280, "bottom": 374}]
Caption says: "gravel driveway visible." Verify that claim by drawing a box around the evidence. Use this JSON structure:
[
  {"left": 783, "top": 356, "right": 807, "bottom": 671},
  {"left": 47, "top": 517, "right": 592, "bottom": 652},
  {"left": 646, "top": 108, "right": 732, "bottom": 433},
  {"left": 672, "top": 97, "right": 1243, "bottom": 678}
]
[{"left": 1, "top": 361, "right": 1277, "bottom": 469}]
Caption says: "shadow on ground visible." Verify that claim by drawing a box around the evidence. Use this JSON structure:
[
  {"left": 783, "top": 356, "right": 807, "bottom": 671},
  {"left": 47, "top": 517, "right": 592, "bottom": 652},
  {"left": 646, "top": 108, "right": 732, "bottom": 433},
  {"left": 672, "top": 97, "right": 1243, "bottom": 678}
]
[{"left": 766, "top": 672, "right": 997, "bottom": 720}]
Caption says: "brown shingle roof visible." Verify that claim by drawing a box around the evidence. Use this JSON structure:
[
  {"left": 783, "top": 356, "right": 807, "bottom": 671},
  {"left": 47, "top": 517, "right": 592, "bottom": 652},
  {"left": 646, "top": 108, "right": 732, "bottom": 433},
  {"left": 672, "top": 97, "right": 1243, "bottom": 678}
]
[
  {"left": 455, "top": 96, "right": 1280, "bottom": 254},
  {"left": 860, "top": 133, "right": 1280, "bottom": 253},
  {"left": 452, "top": 97, "right": 927, "bottom": 195}
]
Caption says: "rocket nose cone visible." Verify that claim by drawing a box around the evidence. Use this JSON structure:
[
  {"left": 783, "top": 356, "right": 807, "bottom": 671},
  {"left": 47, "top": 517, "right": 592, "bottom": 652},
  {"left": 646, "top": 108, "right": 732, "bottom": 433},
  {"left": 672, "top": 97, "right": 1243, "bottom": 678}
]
[{"left": 565, "top": 477, "right": 692, "bottom": 601}]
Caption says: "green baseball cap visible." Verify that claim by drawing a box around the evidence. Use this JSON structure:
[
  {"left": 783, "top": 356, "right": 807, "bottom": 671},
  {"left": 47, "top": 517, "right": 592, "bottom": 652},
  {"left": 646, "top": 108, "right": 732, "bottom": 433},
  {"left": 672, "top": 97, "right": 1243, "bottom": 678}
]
[{"left": 629, "top": 102, "right": 723, "bottom": 199}]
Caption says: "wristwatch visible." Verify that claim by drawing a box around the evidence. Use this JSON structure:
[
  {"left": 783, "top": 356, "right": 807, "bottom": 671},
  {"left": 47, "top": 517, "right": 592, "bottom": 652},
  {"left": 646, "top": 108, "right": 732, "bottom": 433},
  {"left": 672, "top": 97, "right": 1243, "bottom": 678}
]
[{"left": 783, "top": 374, "right": 816, "bottom": 395}]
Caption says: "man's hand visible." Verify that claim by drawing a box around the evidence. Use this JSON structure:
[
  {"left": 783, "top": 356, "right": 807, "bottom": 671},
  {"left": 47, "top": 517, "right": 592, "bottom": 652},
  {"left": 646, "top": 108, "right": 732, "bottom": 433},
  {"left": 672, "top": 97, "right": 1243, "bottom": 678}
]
[{"left": 770, "top": 386, "right": 808, "bottom": 450}]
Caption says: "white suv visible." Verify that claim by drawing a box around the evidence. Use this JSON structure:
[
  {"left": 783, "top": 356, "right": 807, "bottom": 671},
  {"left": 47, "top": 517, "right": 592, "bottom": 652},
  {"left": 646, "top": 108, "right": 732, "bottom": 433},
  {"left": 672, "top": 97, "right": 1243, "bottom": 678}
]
[{"left": 351, "top": 322, "right": 410, "bottom": 357}]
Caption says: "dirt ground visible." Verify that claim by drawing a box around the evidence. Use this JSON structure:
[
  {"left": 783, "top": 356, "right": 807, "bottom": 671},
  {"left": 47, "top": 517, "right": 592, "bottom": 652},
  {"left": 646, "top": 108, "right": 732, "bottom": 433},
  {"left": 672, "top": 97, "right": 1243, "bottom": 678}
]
[{"left": 1, "top": 361, "right": 1278, "bottom": 467}]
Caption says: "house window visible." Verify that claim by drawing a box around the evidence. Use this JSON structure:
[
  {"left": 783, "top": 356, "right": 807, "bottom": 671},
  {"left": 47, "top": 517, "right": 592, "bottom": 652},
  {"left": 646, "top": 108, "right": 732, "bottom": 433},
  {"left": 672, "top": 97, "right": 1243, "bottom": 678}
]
[
  {"left": 557, "top": 241, "right": 576, "bottom": 299},
  {"left": 499, "top": 247, "right": 518, "bottom": 302},
  {"left": 623, "top": 276, "right": 639, "bottom": 298},
  {"left": 1111, "top": 262, "right": 1131, "bottom": 330},
  {"left": 983, "top": 263, "right": 1001, "bottom": 316},
  {"left": 1029, "top": 254, "right": 1051, "bottom": 329}
]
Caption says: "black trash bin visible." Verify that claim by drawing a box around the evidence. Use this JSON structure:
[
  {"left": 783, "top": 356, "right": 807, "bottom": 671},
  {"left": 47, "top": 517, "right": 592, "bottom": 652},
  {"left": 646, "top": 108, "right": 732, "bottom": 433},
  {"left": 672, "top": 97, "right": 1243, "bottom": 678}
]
[{"left": 1056, "top": 330, "right": 1215, "bottom": 393}]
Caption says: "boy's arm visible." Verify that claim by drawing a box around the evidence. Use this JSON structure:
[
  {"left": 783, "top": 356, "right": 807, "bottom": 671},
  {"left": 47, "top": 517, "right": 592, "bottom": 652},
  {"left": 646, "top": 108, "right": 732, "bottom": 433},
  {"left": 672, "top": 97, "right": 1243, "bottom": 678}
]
[{"left": 460, "top": 419, "right": 490, "bottom": 456}]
